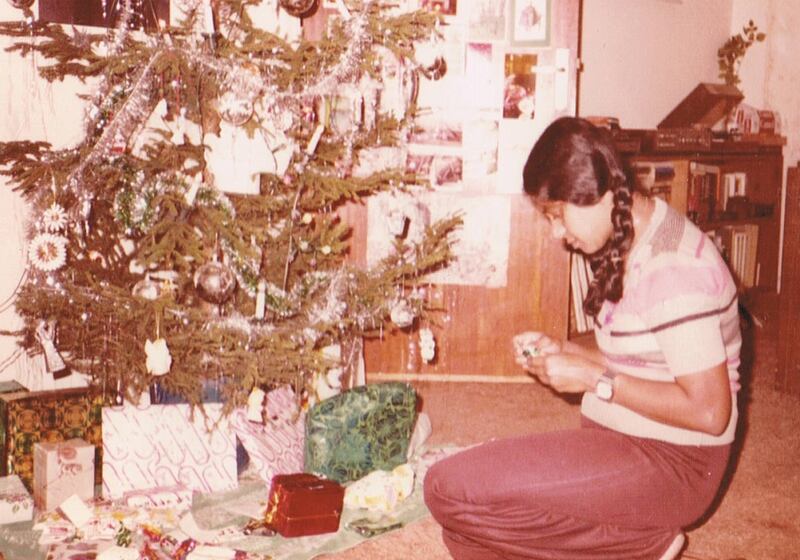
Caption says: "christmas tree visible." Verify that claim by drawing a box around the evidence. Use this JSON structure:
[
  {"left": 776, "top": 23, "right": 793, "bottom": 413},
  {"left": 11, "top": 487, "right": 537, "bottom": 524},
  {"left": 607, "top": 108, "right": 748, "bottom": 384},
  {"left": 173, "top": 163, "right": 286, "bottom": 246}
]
[{"left": 0, "top": 0, "right": 459, "bottom": 412}]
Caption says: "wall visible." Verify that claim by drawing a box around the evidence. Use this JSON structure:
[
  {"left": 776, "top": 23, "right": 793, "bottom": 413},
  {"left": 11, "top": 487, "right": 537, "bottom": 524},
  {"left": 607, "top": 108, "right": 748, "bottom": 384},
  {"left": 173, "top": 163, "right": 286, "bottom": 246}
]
[{"left": 579, "top": 0, "right": 733, "bottom": 129}]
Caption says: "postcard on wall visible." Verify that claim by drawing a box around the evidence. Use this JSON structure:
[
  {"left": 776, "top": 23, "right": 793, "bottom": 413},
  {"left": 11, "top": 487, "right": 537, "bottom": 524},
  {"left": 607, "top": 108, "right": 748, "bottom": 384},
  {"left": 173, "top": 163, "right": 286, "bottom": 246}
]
[
  {"left": 366, "top": 192, "right": 511, "bottom": 288},
  {"left": 406, "top": 113, "right": 463, "bottom": 191},
  {"left": 510, "top": 0, "right": 550, "bottom": 46},
  {"left": 420, "top": 0, "right": 458, "bottom": 16},
  {"left": 503, "top": 53, "right": 538, "bottom": 119},
  {"left": 467, "top": 0, "right": 508, "bottom": 42}
]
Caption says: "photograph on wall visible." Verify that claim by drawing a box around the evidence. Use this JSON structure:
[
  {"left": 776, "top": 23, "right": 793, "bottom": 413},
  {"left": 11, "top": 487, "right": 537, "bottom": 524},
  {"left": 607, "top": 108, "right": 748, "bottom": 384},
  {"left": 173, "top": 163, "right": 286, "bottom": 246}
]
[
  {"left": 503, "top": 53, "right": 538, "bottom": 119},
  {"left": 367, "top": 192, "right": 510, "bottom": 288},
  {"left": 510, "top": 0, "right": 550, "bottom": 46},
  {"left": 464, "top": 42, "right": 502, "bottom": 110},
  {"left": 467, "top": 0, "right": 508, "bottom": 42},
  {"left": 420, "top": 0, "right": 458, "bottom": 16},
  {"left": 406, "top": 113, "right": 463, "bottom": 191}
]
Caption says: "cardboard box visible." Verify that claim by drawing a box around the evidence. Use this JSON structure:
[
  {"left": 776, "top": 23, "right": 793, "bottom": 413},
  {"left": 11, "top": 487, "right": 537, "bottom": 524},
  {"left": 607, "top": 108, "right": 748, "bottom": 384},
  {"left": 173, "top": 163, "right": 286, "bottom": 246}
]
[
  {"left": 34, "top": 438, "right": 95, "bottom": 511},
  {"left": 0, "top": 389, "right": 104, "bottom": 491},
  {"left": 0, "top": 474, "right": 34, "bottom": 524}
]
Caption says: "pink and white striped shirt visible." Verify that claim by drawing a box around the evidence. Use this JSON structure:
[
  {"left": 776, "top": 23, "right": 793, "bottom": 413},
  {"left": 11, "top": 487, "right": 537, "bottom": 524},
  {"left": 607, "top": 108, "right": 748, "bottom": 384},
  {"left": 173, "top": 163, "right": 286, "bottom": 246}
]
[{"left": 583, "top": 198, "right": 741, "bottom": 446}]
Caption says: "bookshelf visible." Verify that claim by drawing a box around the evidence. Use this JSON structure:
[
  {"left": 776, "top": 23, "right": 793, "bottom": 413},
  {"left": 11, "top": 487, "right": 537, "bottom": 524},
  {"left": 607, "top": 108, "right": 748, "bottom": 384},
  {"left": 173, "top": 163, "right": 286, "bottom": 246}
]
[
  {"left": 569, "top": 134, "right": 784, "bottom": 337},
  {"left": 627, "top": 137, "right": 784, "bottom": 293}
]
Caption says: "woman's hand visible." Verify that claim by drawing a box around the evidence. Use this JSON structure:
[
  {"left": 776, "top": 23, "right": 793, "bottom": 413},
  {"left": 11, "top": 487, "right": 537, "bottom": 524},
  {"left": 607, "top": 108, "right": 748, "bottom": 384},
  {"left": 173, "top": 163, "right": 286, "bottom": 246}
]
[{"left": 513, "top": 331, "right": 562, "bottom": 381}]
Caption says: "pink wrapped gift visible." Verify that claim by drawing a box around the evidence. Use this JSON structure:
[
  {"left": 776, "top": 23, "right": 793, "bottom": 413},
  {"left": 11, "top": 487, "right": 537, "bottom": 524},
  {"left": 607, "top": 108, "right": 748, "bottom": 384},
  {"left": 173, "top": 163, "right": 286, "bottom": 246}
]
[
  {"left": 33, "top": 438, "right": 94, "bottom": 511},
  {"left": 229, "top": 385, "right": 305, "bottom": 484},
  {"left": 0, "top": 474, "right": 34, "bottom": 524},
  {"left": 102, "top": 403, "right": 237, "bottom": 499}
]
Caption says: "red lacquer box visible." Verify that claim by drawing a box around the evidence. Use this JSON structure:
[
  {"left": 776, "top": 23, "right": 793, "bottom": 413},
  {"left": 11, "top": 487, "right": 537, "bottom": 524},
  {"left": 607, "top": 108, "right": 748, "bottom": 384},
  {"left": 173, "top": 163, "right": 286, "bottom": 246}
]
[{"left": 266, "top": 473, "right": 345, "bottom": 537}]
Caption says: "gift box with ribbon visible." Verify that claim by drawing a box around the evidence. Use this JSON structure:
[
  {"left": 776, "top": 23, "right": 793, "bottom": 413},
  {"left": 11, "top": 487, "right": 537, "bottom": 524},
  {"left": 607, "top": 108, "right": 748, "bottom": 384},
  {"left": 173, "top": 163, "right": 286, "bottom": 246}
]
[
  {"left": 34, "top": 438, "right": 95, "bottom": 511},
  {"left": 265, "top": 473, "right": 345, "bottom": 537}
]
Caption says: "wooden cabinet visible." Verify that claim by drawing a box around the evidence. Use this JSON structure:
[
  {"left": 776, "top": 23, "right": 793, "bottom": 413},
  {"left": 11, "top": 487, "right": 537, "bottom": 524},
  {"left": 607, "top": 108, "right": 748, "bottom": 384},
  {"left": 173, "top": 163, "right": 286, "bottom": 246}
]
[{"left": 777, "top": 164, "right": 800, "bottom": 396}]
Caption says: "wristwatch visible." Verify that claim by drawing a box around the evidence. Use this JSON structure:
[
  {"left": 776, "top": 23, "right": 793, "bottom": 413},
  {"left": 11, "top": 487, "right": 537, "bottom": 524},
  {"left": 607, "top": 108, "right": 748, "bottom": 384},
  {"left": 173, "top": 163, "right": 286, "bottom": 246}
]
[{"left": 595, "top": 370, "right": 617, "bottom": 402}]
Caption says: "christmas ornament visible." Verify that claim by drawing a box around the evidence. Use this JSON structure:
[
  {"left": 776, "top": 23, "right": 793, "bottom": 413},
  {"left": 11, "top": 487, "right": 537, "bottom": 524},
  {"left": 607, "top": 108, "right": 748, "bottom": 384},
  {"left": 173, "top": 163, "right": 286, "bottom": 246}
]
[
  {"left": 41, "top": 202, "right": 68, "bottom": 232},
  {"left": 246, "top": 387, "right": 266, "bottom": 423},
  {"left": 132, "top": 275, "right": 161, "bottom": 300},
  {"left": 217, "top": 90, "right": 254, "bottom": 126},
  {"left": 194, "top": 261, "right": 237, "bottom": 305},
  {"left": 279, "top": 0, "right": 318, "bottom": 18},
  {"left": 390, "top": 300, "right": 414, "bottom": 329},
  {"left": 29, "top": 233, "right": 68, "bottom": 272},
  {"left": 35, "top": 320, "right": 71, "bottom": 379},
  {"left": 145, "top": 338, "right": 172, "bottom": 376},
  {"left": 6, "top": 0, "right": 34, "bottom": 9},
  {"left": 419, "top": 327, "right": 436, "bottom": 363}
]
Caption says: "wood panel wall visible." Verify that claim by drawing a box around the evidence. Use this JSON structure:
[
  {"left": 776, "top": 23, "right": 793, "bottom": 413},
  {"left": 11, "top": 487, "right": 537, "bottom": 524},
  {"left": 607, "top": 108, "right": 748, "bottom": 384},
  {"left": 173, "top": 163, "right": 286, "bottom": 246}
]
[{"left": 776, "top": 164, "right": 800, "bottom": 395}]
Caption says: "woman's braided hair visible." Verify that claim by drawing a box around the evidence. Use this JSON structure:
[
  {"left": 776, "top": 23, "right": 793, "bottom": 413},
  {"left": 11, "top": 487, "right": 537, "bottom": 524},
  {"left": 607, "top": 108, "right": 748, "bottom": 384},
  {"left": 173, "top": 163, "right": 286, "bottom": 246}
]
[{"left": 522, "top": 117, "right": 638, "bottom": 318}]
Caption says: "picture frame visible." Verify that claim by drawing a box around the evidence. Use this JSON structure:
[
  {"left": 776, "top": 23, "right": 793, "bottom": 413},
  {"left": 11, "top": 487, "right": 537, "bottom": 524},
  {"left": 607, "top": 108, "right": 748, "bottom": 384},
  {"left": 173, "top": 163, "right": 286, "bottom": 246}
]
[{"left": 509, "top": 0, "right": 550, "bottom": 47}]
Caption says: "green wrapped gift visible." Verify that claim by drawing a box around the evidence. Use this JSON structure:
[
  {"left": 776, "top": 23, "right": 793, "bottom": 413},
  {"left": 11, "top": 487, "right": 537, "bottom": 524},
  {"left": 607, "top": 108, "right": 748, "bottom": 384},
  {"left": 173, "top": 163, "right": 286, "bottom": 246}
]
[{"left": 304, "top": 382, "right": 417, "bottom": 484}]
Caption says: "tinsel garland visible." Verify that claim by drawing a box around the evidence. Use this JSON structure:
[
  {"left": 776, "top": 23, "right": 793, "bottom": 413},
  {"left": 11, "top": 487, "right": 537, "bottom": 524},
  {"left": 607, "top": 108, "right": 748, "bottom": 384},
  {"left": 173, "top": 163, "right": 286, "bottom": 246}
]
[{"left": 0, "top": 0, "right": 457, "bottom": 412}]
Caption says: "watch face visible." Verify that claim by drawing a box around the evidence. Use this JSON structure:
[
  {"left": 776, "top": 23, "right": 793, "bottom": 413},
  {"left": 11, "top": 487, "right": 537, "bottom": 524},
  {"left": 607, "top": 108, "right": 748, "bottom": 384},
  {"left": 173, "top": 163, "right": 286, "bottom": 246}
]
[{"left": 596, "top": 379, "right": 613, "bottom": 400}]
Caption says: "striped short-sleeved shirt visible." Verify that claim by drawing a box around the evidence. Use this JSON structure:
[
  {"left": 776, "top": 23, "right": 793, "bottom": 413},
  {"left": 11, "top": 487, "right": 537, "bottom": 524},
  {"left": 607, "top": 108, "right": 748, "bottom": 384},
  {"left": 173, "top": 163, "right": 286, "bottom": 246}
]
[{"left": 582, "top": 198, "right": 741, "bottom": 446}]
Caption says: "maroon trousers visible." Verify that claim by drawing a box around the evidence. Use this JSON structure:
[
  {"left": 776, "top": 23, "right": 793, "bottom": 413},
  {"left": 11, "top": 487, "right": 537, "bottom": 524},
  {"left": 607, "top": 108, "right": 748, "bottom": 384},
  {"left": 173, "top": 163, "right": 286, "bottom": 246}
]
[{"left": 423, "top": 418, "right": 731, "bottom": 560}]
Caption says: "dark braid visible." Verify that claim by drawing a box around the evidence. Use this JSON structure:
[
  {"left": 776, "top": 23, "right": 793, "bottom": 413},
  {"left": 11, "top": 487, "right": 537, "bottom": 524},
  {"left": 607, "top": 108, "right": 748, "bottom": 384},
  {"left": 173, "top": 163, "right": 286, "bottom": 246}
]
[
  {"left": 583, "top": 177, "right": 636, "bottom": 317},
  {"left": 522, "top": 117, "right": 640, "bottom": 318}
]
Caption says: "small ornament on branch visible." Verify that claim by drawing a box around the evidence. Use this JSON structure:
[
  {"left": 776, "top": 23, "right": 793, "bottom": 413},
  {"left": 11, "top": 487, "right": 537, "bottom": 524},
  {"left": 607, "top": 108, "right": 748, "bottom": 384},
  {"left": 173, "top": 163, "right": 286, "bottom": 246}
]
[
  {"left": 29, "top": 232, "right": 68, "bottom": 272},
  {"left": 279, "top": 0, "right": 319, "bottom": 18},
  {"left": 132, "top": 274, "right": 161, "bottom": 300},
  {"left": 194, "top": 260, "right": 237, "bottom": 305},
  {"left": 35, "top": 320, "right": 71, "bottom": 379},
  {"left": 390, "top": 299, "right": 415, "bottom": 329},
  {"left": 419, "top": 327, "right": 436, "bottom": 364},
  {"left": 145, "top": 338, "right": 172, "bottom": 376},
  {"left": 41, "top": 202, "right": 68, "bottom": 233},
  {"left": 6, "top": 0, "right": 34, "bottom": 9}
]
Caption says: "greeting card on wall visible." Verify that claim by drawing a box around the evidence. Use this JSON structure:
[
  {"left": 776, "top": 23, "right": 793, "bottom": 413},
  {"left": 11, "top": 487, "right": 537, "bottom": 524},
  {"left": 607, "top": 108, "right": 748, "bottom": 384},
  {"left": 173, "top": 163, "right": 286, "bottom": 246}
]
[
  {"left": 406, "top": 113, "right": 464, "bottom": 192},
  {"left": 511, "top": 0, "right": 550, "bottom": 46},
  {"left": 467, "top": 0, "right": 508, "bottom": 42},
  {"left": 367, "top": 192, "right": 510, "bottom": 288}
]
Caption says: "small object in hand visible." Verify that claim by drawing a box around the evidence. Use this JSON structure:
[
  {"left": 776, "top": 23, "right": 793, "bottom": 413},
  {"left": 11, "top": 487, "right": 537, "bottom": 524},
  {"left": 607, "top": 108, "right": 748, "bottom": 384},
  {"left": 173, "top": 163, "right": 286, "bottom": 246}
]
[{"left": 522, "top": 346, "right": 541, "bottom": 358}]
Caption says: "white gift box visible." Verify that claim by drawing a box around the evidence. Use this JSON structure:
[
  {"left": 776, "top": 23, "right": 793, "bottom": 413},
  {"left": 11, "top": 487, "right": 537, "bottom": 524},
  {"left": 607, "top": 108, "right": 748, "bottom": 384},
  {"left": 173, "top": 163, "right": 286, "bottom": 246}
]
[
  {"left": 33, "top": 438, "right": 95, "bottom": 512},
  {"left": 0, "top": 474, "right": 34, "bottom": 524},
  {"left": 102, "top": 403, "right": 237, "bottom": 499},
  {"left": 228, "top": 385, "right": 305, "bottom": 484}
]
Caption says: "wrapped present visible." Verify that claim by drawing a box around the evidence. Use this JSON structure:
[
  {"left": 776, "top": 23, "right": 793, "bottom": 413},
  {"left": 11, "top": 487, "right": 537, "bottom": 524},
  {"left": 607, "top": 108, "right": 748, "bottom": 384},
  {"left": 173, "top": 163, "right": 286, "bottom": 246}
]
[
  {"left": 33, "top": 438, "right": 95, "bottom": 511},
  {"left": 304, "top": 382, "right": 417, "bottom": 484},
  {"left": 265, "top": 473, "right": 345, "bottom": 537},
  {"left": 229, "top": 385, "right": 305, "bottom": 484},
  {"left": 0, "top": 388, "right": 104, "bottom": 492},
  {"left": 0, "top": 474, "right": 34, "bottom": 524},
  {"left": 102, "top": 402, "right": 237, "bottom": 498}
]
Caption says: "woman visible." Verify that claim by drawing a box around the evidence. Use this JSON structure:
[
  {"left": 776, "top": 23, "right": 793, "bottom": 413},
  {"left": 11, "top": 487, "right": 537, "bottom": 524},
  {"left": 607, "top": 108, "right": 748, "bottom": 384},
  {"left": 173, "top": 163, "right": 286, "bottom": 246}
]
[{"left": 424, "top": 117, "right": 740, "bottom": 560}]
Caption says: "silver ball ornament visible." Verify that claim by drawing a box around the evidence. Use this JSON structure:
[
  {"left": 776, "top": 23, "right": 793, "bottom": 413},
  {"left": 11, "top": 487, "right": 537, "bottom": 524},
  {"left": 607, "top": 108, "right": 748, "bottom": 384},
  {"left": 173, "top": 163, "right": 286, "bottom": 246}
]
[{"left": 194, "top": 261, "right": 237, "bottom": 305}]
